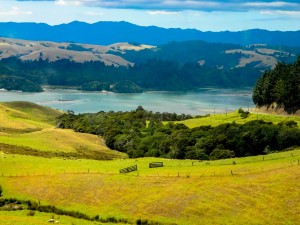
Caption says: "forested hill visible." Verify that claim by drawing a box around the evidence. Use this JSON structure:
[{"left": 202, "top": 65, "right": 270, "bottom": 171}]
[
  {"left": 1, "top": 21, "right": 300, "bottom": 47},
  {"left": 252, "top": 56, "right": 300, "bottom": 113},
  {"left": 0, "top": 38, "right": 299, "bottom": 92}
]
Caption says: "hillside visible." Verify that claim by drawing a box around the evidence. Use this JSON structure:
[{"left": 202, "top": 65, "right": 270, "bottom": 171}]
[
  {"left": 1, "top": 38, "right": 299, "bottom": 93},
  {"left": 0, "top": 21, "right": 300, "bottom": 47},
  {"left": 0, "top": 101, "right": 126, "bottom": 160},
  {"left": 0, "top": 37, "right": 151, "bottom": 66},
  {"left": 1, "top": 150, "right": 300, "bottom": 225},
  {"left": 0, "top": 102, "right": 299, "bottom": 224},
  {"left": 0, "top": 38, "right": 298, "bottom": 70}
]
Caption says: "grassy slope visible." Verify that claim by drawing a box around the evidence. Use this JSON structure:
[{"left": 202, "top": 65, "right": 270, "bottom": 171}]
[
  {"left": 1, "top": 149, "right": 300, "bottom": 225},
  {"left": 1, "top": 103, "right": 300, "bottom": 224},
  {"left": 0, "top": 101, "right": 126, "bottom": 159},
  {"left": 0, "top": 210, "right": 123, "bottom": 225},
  {"left": 180, "top": 110, "right": 300, "bottom": 128}
]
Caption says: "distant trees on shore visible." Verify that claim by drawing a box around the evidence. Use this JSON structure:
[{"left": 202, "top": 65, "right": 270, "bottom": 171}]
[{"left": 0, "top": 56, "right": 260, "bottom": 93}]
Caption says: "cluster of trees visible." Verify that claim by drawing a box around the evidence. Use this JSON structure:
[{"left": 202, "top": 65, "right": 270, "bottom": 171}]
[
  {"left": 57, "top": 107, "right": 300, "bottom": 160},
  {"left": 0, "top": 56, "right": 261, "bottom": 92},
  {"left": 253, "top": 56, "right": 300, "bottom": 113},
  {"left": 0, "top": 75, "right": 42, "bottom": 92}
]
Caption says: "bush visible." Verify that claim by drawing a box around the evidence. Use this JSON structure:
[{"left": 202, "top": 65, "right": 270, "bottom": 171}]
[
  {"left": 27, "top": 210, "right": 35, "bottom": 216},
  {"left": 238, "top": 108, "right": 250, "bottom": 119},
  {"left": 209, "top": 149, "right": 235, "bottom": 160},
  {"left": 0, "top": 185, "right": 2, "bottom": 197}
]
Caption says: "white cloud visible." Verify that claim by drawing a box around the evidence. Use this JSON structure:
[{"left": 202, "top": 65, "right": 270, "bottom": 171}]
[
  {"left": 245, "top": 1, "right": 297, "bottom": 8},
  {"left": 260, "top": 10, "right": 300, "bottom": 17},
  {"left": 147, "top": 10, "right": 181, "bottom": 15},
  {"left": 54, "top": 0, "right": 83, "bottom": 6},
  {"left": 85, "top": 11, "right": 104, "bottom": 16},
  {"left": 16, "top": 0, "right": 300, "bottom": 12},
  {"left": 0, "top": 6, "right": 32, "bottom": 16}
]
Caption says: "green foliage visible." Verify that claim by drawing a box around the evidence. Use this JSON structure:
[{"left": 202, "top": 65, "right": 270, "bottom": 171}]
[
  {"left": 0, "top": 56, "right": 262, "bottom": 93},
  {"left": 0, "top": 185, "right": 2, "bottom": 197},
  {"left": 209, "top": 149, "right": 235, "bottom": 160},
  {"left": 57, "top": 107, "right": 300, "bottom": 159},
  {"left": 238, "top": 108, "right": 250, "bottom": 119},
  {"left": 253, "top": 56, "right": 300, "bottom": 113},
  {"left": 27, "top": 210, "right": 35, "bottom": 216},
  {"left": 0, "top": 75, "right": 42, "bottom": 92}
]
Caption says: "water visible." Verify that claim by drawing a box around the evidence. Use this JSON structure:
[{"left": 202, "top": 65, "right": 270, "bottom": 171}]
[{"left": 0, "top": 87, "right": 254, "bottom": 115}]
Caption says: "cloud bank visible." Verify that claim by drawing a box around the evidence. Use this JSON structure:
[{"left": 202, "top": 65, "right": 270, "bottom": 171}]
[{"left": 16, "top": 0, "right": 300, "bottom": 12}]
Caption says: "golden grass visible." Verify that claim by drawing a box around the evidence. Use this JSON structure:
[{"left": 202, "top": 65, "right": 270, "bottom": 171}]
[{"left": 1, "top": 149, "right": 300, "bottom": 225}]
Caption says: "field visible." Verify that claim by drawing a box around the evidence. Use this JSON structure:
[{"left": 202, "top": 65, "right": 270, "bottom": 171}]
[
  {"left": 0, "top": 210, "right": 123, "bottom": 225},
  {"left": 0, "top": 102, "right": 300, "bottom": 224},
  {"left": 1, "top": 149, "right": 300, "bottom": 225},
  {"left": 180, "top": 110, "right": 300, "bottom": 128},
  {"left": 0, "top": 101, "right": 126, "bottom": 159}
]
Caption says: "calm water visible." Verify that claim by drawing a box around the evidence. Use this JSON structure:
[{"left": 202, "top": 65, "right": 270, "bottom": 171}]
[{"left": 0, "top": 87, "right": 254, "bottom": 115}]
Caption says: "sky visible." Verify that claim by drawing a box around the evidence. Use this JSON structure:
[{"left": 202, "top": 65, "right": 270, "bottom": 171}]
[{"left": 0, "top": 0, "right": 299, "bottom": 31}]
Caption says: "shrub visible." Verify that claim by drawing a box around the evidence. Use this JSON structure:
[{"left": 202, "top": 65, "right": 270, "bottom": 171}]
[
  {"left": 238, "top": 108, "right": 250, "bottom": 118},
  {"left": 27, "top": 210, "right": 35, "bottom": 216},
  {"left": 209, "top": 149, "right": 235, "bottom": 160},
  {"left": 0, "top": 185, "right": 2, "bottom": 197}
]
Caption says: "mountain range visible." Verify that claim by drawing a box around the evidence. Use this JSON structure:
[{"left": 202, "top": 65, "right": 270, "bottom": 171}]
[{"left": 0, "top": 21, "right": 300, "bottom": 47}]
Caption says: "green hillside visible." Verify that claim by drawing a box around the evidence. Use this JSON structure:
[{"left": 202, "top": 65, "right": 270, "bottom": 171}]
[
  {"left": 0, "top": 101, "right": 126, "bottom": 160},
  {"left": 1, "top": 149, "right": 300, "bottom": 225}
]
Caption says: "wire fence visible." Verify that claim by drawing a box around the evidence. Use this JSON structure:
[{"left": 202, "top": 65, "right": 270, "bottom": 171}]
[{"left": 1, "top": 155, "right": 299, "bottom": 179}]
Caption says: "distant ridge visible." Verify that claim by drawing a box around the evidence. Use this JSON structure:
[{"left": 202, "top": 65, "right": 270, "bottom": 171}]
[{"left": 0, "top": 21, "right": 300, "bottom": 46}]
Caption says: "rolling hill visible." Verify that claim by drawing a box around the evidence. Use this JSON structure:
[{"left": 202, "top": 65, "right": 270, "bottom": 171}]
[
  {"left": 0, "top": 101, "right": 126, "bottom": 160},
  {"left": 0, "top": 37, "right": 155, "bottom": 66},
  {"left": 0, "top": 38, "right": 298, "bottom": 70}
]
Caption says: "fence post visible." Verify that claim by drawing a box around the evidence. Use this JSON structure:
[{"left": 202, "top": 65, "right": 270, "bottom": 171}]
[{"left": 231, "top": 170, "right": 233, "bottom": 175}]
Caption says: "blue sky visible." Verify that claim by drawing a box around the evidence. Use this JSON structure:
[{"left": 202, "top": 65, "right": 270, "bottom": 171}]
[{"left": 0, "top": 0, "right": 299, "bottom": 31}]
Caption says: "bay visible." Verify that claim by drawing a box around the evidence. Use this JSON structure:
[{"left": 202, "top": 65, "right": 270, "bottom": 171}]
[{"left": 0, "top": 87, "right": 254, "bottom": 115}]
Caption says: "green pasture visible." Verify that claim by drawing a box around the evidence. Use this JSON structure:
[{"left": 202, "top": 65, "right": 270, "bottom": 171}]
[
  {"left": 1, "top": 148, "right": 299, "bottom": 177},
  {"left": 181, "top": 110, "right": 300, "bottom": 128},
  {"left": 0, "top": 210, "right": 124, "bottom": 225}
]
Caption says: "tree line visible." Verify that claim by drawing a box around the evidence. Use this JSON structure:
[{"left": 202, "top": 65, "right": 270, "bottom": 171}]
[
  {"left": 0, "top": 57, "right": 261, "bottom": 92},
  {"left": 253, "top": 56, "right": 300, "bottom": 113},
  {"left": 57, "top": 107, "right": 300, "bottom": 160}
]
